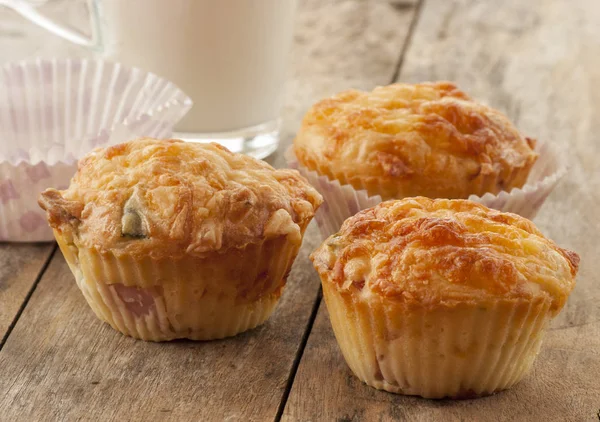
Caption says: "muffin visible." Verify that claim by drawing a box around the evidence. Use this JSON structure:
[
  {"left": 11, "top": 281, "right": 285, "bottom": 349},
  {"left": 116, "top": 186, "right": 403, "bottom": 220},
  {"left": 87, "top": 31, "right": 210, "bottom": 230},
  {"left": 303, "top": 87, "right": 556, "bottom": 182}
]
[
  {"left": 38, "top": 138, "right": 322, "bottom": 341},
  {"left": 311, "top": 197, "right": 579, "bottom": 399},
  {"left": 295, "top": 81, "right": 537, "bottom": 199},
  {"left": 290, "top": 82, "right": 564, "bottom": 236}
]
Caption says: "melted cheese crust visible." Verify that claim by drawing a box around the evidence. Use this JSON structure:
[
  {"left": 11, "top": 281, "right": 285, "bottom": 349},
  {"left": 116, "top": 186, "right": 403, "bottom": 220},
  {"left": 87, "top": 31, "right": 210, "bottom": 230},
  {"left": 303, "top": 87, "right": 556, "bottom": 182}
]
[
  {"left": 39, "top": 138, "right": 322, "bottom": 258},
  {"left": 311, "top": 198, "right": 579, "bottom": 313},
  {"left": 294, "top": 82, "right": 538, "bottom": 199}
]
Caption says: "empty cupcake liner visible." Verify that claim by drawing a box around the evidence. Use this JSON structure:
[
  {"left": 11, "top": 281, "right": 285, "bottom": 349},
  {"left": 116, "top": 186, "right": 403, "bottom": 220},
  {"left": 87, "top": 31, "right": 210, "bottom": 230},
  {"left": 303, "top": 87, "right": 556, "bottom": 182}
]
[
  {"left": 0, "top": 59, "right": 192, "bottom": 241},
  {"left": 286, "top": 141, "right": 566, "bottom": 239}
]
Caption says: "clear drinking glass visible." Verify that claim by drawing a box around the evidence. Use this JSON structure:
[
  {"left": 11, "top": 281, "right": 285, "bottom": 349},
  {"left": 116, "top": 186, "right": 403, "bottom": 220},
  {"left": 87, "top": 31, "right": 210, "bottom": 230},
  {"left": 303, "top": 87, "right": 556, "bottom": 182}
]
[{"left": 3, "top": 0, "right": 298, "bottom": 158}]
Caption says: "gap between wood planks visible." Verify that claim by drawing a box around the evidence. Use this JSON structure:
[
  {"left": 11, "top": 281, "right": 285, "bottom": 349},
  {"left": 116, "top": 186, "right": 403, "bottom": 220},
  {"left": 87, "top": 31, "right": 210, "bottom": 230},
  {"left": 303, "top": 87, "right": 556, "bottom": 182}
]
[
  {"left": 390, "top": 0, "right": 426, "bottom": 84},
  {"left": 273, "top": 1, "right": 426, "bottom": 420},
  {"left": 274, "top": 287, "right": 323, "bottom": 422},
  {"left": 0, "top": 244, "right": 57, "bottom": 351}
]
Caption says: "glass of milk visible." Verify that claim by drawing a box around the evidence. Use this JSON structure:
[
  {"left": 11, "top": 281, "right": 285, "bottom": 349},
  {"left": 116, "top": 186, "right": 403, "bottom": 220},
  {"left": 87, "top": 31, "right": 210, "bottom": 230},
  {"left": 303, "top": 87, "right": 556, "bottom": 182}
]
[{"left": 5, "top": 0, "right": 298, "bottom": 158}]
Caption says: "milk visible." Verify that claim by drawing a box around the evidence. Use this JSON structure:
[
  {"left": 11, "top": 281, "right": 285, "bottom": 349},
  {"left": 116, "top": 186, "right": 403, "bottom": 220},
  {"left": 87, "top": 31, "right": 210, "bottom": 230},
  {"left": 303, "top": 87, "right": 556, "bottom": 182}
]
[{"left": 98, "top": 0, "right": 297, "bottom": 133}]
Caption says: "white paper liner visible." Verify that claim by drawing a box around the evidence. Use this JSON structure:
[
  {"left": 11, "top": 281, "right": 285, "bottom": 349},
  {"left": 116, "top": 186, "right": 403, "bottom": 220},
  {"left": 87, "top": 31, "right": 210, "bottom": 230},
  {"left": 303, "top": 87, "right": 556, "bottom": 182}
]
[
  {"left": 286, "top": 141, "right": 566, "bottom": 239},
  {"left": 55, "top": 227, "right": 303, "bottom": 341},
  {"left": 0, "top": 59, "right": 192, "bottom": 241},
  {"left": 322, "top": 281, "right": 553, "bottom": 398}
]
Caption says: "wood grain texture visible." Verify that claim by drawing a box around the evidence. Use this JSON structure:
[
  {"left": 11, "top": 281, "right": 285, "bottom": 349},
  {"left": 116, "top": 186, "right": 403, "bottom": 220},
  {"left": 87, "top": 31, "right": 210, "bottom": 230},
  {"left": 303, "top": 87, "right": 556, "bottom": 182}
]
[
  {"left": 0, "top": 244, "right": 54, "bottom": 343},
  {"left": 0, "top": 0, "right": 89, "bottom": 349},
  {"left": 283, "top": 0, "right": 600, "bottom": 421},
  {"left": 0, "top": 0, "right": 420, "bottom": 420},
  {"left": 0, "top": 229, "right": 321, "bottom": 422},
  {"left": 285, "top": 307, "right": 600, "bottom": 422},
  {"left": 272, "top": 0, "right": 422, "bottom": 169}
]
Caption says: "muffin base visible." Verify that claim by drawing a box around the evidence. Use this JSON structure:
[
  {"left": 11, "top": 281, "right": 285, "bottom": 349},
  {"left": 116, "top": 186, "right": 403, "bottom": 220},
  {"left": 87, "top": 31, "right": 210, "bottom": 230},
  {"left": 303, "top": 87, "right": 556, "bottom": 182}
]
[
  {"left": 322, "top": 281, "right": 553, "bottom": 399},
  {"left": 84, "top": 276, "right": 279, "bottom": 341},
  {"left": 56, "top": 231, "right": 300, "bottom": 341}
]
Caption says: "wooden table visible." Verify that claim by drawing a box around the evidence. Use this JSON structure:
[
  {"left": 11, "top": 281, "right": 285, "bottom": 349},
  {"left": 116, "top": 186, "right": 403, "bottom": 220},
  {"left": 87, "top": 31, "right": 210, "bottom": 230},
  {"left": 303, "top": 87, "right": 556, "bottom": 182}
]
[{"left": 1, "top": 1, "right": 598, "bottom": 420}]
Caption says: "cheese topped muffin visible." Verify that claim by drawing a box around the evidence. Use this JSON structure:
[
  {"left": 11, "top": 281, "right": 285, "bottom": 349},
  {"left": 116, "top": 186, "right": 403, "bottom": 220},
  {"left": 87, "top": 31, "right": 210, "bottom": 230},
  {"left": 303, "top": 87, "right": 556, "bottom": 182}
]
[
  {"left": 39, "top": 138, "right": 322, "bottom": 341},
  {"left": 311, "top": 197, "right": 578, "bottom": 398},
  {"left": 294, "top": 82, "right": 538, "bottom": 200}
]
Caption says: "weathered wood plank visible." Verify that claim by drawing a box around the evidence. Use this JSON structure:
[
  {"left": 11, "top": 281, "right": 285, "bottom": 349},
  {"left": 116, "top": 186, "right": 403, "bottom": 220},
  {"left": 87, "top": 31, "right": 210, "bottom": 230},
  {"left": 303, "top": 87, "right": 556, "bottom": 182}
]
[
  {"left": 0, "top": 244, "right": 54, "bottom": 344},
  {"left": 0, "top": 0, "right": 86, "bottom": 347},
  {"left": 273, "top": 0, "right": 423, "bottom": 168},
  {"left": 0, "top": 0, "right": 421, "bottom": 420},
  {"left": 0, "top": 0, "right": 74, "bottom": 351},
  {"left": 283, "top": 0, "right": 600, "bottom": 420},
  {"left": 285, "top": 306, "right": 600, "bottom": 421},
  {"left": 0, "top": 233, "right": 321, "bottom": 421}
]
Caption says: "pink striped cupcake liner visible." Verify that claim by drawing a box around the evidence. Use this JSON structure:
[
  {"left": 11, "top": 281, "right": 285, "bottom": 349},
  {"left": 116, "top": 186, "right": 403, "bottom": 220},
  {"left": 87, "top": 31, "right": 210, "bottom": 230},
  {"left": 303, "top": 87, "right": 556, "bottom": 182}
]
[{"left": 0, "top": 59, "right": 192, "bottom": 241}]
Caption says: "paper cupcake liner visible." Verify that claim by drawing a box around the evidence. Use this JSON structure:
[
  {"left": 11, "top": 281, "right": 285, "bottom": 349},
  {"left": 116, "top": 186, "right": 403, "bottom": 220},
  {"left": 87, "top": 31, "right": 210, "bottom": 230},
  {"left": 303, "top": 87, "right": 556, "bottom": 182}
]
[
  {"left": 0, "top": 59, "right": 193, "bottom": 241},
  {"left": 321, "top": 281, "right": 553, "bottom": 399},
  {"left": 286, "top": 141, "right": 565, "bottom": 239},
  {"left": 54, "top": 228, "right": 304, "bottom": 341}
]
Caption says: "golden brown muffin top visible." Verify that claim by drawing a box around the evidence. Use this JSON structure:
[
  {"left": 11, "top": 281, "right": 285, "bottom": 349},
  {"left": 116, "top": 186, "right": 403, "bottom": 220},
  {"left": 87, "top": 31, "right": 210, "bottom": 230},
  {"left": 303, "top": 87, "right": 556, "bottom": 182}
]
[
  {"left": 39, "top": 138, "right": 322, "bottom": 258},
  {"left": 294, "top": 82, "right": 538, "bottom": 199},
  {"left": 311, "top": 198, "right": 579, "bottom": 313}
]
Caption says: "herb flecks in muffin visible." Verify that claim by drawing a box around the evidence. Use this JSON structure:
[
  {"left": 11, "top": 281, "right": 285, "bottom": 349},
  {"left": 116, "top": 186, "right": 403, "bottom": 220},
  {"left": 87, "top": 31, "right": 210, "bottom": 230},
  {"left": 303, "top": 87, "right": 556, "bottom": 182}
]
[
  {"left": 37, "top": 138, "right": 323, "bottom": 341},
  {"left": 38, "top": 139, "right": 323, "bottom": 258},
  {"left": 121, "top": 188, "right": 148, "bottom": 239}
]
